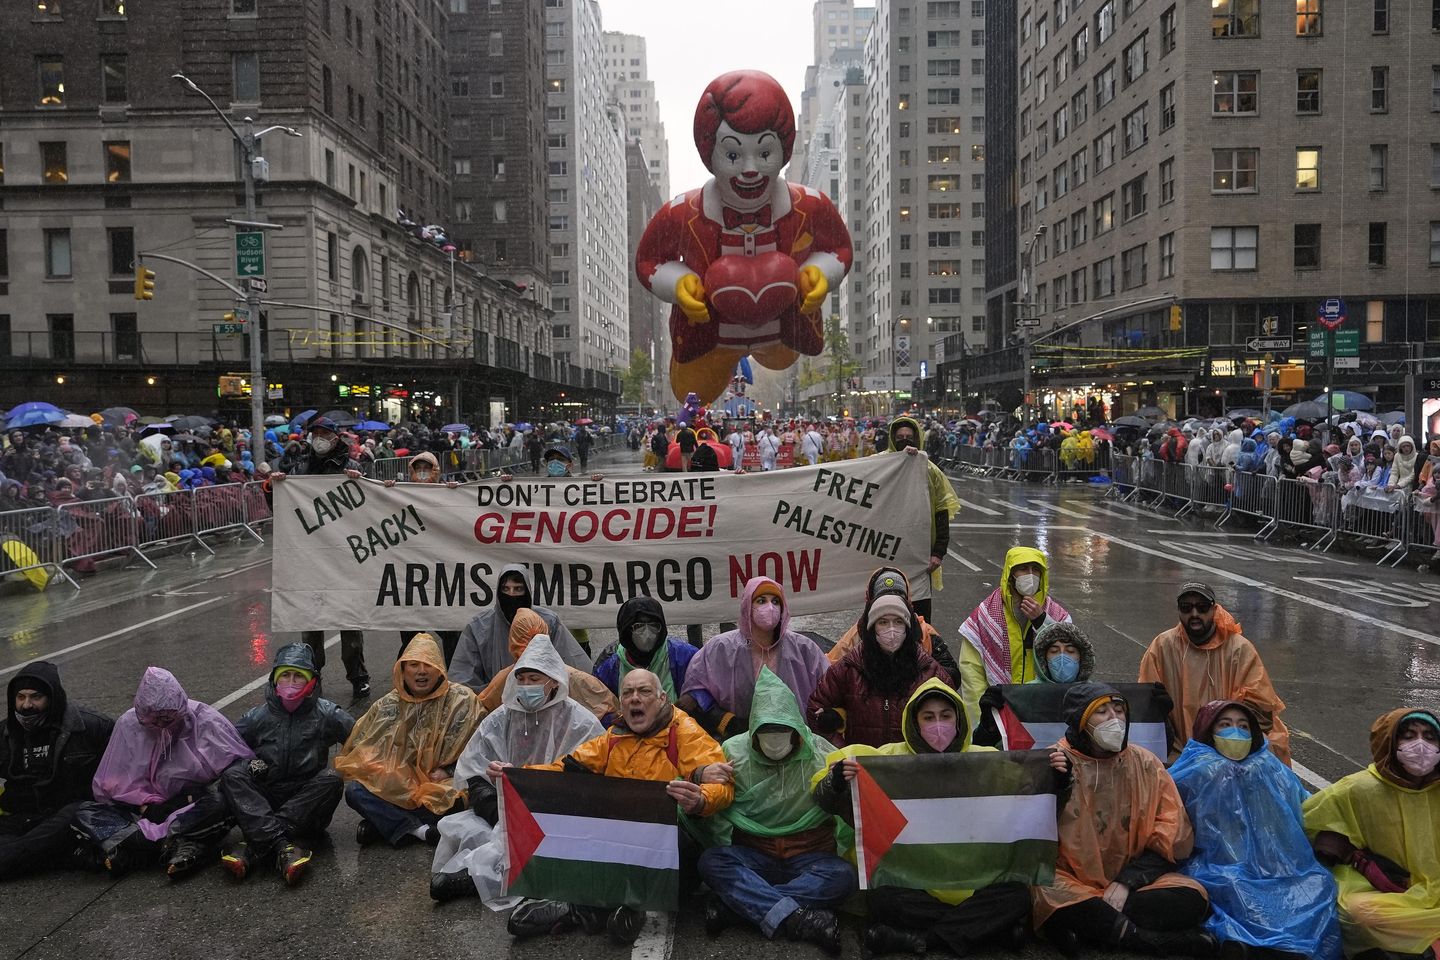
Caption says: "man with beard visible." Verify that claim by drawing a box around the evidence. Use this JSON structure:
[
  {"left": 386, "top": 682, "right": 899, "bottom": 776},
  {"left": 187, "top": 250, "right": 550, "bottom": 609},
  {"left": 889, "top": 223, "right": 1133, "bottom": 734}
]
[
  {"left": 1139, "top": 582, "right": 1290, "bottom": 765},
  {"left": 450, "top": 565, "right": 591, "bottom": 690},
  {"left": 0, "top": 662, "right": 114, "bottom": 880}
]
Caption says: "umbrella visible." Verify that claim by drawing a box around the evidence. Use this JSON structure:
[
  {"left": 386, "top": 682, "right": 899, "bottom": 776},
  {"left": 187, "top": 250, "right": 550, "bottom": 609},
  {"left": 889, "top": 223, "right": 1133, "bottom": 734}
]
[
  {"left": 1049, "top": 420, "right": 1073, "bottom": 429},
  {"left": 1135, "top": 406, "right": 1168, "bottom": 420},
  {"left": 1090, "top": 428, "right": 1115, "bottom": 441},
  {"left": 100, "top": 406, "right": 140, "bottom": 424},
  {"left": 1312, "top": 390, "right": 1374, "bottom": 412},
  {"left": 441, "top": 423, "right": 469, "bottom": 434},
  {"left": 288, "top": 409, "right": 318, "bottom": 433},
  {"left": 318, "top": 409, "right": 358, "bottom": 427},
  {"left": 4, "top": 401, "right": 62, "bottom": 419},
  {"left": 170, "top": 433, "right": 202, "bottom": 443},
  {"left": 356, "top": 420, "right": 391, "bottom": 432},
  {"left": 263, "top": 414, "right": 289, "bottom": 426},
  {"left": 138, "top": 423, "right": 177, "bottom": 436},
  {"left": 1226, "top": 408, "right": 1263, "bottom": 420},
  {"left": 514, "top": 422, "right": 533, "bottom": 432},
  {"left": 168, "top": 415, "right": 214, "bottom": 431},
  {"left": 575, "top": 418, "right": 594, "bottom": 426},
  {"left": 56, "top": 413, "right": 99, "bottom": 429},
  {"left": 1282, "top": 400, "right": 1330, "bottom": 420},
  {"left": 6, "top": 408, "right": 66, "bottom": 430},
  {"left": 1379, "top": 411, "right": 1406, "bottom": 426},
  {"left": 1113, "top": 415, "right": 1150, "bottom": 429}
]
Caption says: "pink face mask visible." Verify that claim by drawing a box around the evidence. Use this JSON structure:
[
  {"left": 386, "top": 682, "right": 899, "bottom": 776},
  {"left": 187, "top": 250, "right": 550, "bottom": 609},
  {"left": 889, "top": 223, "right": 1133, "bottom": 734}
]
[
  {"left": 275, "top": 677, "right": 316, "bottom": 713},
  {"left": 919, "top": 719, "right": 957, "bottom": 752},
  {"left": 752, "top": 601, "right": 782, "bottom": 631},
  {"left": 1396, "top": 738, "right": 1439, "bottom": 778}
]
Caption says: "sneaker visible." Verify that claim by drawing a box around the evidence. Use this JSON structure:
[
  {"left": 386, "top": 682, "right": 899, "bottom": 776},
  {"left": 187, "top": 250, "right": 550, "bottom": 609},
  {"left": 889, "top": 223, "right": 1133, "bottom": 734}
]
[
  {"left": 220, "top": 841, "right": 253, "bottom": 881},
  {"left": 275, "top": 843, "right": 312, "bottom": 887},
  {"left": 704, "top": 895, "right": 736, "bottom": 938},
  {"left": 429, "top": 869, "right": 478, "bottom": 903},
  {"left": 164, "top": 839, "right": 205, "bottom": 879},
  {"left": 507, "top": 899, "right": 578, "bottom": 940},
  {"left": 355, "top": 819, "right": 381, "bottom": 846},
  {"left": 783, "top": 907, "right": 842, "bottom": 956},
  {"left": 607, "top": 906, "right": 646, "bottom": 946},
  {"left": 423, "top": 824, "right": 440, "bottom": 846},
  {"left": 352, "top": 679, "right": 371, "bottom": 700}
]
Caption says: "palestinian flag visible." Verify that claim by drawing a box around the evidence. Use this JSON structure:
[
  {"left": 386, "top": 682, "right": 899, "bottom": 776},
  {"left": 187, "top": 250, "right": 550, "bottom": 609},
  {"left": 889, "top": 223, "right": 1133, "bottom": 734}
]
[
  {"left": 974, "top": 682, "right": 1173, "bottom": 761},
  {"left": 853, "top": 752, "right": 1059, "bottom": 892},
  {"left": 500, "top": 768, "right": 678, "bottom": 911}
]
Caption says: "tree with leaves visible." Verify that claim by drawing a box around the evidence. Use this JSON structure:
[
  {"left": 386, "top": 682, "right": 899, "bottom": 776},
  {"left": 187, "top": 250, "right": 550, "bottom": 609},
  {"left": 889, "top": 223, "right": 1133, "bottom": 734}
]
[{"left": 616, "top": 348, "right": 654, "bottom": 405}]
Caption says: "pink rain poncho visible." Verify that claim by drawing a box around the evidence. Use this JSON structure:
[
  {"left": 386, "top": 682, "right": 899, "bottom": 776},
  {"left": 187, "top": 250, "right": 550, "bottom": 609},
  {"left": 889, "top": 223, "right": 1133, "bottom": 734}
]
[{"left": 91, "top": 667, "right": 253, "bottom": 841}]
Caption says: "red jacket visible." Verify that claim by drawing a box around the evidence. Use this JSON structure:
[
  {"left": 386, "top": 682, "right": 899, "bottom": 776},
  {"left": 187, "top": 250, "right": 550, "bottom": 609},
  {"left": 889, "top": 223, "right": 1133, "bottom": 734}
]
[{"left": 806, "top": 647, "right": 952, "bottom": 749}]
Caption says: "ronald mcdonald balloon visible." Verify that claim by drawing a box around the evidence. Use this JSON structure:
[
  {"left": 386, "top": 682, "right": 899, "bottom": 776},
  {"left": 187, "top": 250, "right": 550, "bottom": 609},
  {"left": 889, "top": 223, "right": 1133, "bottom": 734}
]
[{"left": 635, "top": 70, "right": 854, "bottom": 405}]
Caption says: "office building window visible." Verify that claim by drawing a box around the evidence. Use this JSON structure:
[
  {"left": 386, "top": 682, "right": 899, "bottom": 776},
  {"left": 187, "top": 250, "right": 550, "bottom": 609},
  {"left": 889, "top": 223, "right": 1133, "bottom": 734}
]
[
  {"left": 104, "top": 141, "right": 131, "bottom": 183},
  {"left": 1371, "top": 67, "right": 1388, "bottom": 112},
  {"left": 1095, "top": 0, "right": 1116, "bottom": 43},
  {"left": 1212, "top": 0, "right": 1259, "bottom": 37},
  {"left": 1122, "top": 103, "right": 1148, "bottom": 153},
  {"left": 1121, "top": 244, "right": 1147, "bottom": 290},
  {"left": 37, "top": 58, "right": 65, "bottom": 106},
  {"left": 1295, "top": 147, "right": 1320, "bottom": 190},
  {"left": 41, "top": 141, "right": 68, "bottom": 183},
  {"left": 1160, "top": 82, "right": 1175, "bottom": 129},
  {"left": 1123, "top": 33, "right": 1148, "bottom": 85},
  {"left": 45, "top": 229, "right": 72, "bottom": 278},
  {"left": 1297, "top": 69, "right": 1321, "bottom": 114},
  {"left": 1430, "top": 222, "right": 1440, "bottom": 266},
  {"left": 1369, "top": 144, "right": 1388, "bottom": 190},
  {"left": 1121, "top": 173, "right": 1147, "bottom": 220},
  {"left": 107, "top": 227, "right": 134, "bottom": 276},
  {"left": 1093, "top": 193, "right": 1115, "bottom": 235},
  {"left": 1373, "top": 0, "right": 1388, "bottom": 33},
  {"left": 1094, "top": 61, "right": 1115, "bottom": 109},
  {"left": 1160, "top": 5, "right": 1176, "bottom": 53},
  {"left": 1294, "top": 223, "right": 1321, "bottom": 269},
  {"left": 1367, "top": 222, "right": 1386, "bottom": 267},
  {"left": 234, "top": 52, "right": 260, "bottom": 101},
  {"left": 1296, "top": 0, "right": 1320, "bottom": 35},
  {"left": 1094, "top": 127, "right": 1115, "bottom": 172},
  {"left": 101, "top": 55, "right": 128, "bottom": 103},
  {"left": 1212, "top": 148, "right": 1258, "bottom": 192},
  {"left": 1158, "top": 232, "right": 1175, "bottom": 278},
  {"left": 1213, "top": 72, "right": 1259, "bottom": 114},
  {"left": 1159, "top": 156, "right": 1174, "bottom": 203},
  {"left": 49, "top": 315, "right": 74, "bottom": 361},
  {"left": 1093, "top": 257, "right": 1115, "bottom": 297},
  {"left": 1211, "top": 226, "right": 1258, "bottom": 271}
]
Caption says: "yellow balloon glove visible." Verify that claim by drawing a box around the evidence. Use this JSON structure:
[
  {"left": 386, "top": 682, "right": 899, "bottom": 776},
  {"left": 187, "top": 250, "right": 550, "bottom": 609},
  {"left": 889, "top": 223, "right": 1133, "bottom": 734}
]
[
  {"left": 797, "top": 265, "right": 829, "bottom": 315},
  {"left": 675, "top": 274, "right": 710, "bottom": 324}
]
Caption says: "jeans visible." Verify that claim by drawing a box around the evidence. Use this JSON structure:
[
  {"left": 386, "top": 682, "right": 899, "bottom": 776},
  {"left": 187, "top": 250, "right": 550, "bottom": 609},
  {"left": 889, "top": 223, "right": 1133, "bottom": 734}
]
[
  {"left": 304, "top": 630, "right": 368, "bottom": 686},
  {"left": 221, "top": 762, "right": 344, "bottom": 855},
  {"left": 344, "top": 781, "right": 439, "bottom": 847},
  {"left": 698, "top": 845, "right": 856, "bottom": 938},
  {"left": 0, "top": 801, "right": 85, "bottom": 880}
]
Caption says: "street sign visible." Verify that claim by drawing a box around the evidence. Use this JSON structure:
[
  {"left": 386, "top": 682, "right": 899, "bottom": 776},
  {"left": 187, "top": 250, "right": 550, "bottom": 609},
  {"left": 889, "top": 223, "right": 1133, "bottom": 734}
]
[
  {"left": 246, "top": 277, "right": 268, "bottom": 293},
  {"left": 1334, "top": 357, "right": 1360, "bottom": 370},
  {"left": 1246, "top": 337, "right": 1292, "bottom": 352},
  {"left": 1016, "top": 318, "right": 1041, "bottom": 328},
  {"left": 1317, "top": 297, "right": 1347, "bottom": 331},
  {"left": 234, "top": 231, "right": 265, "bottom": 277},
  {"left": 1309, "top": 328, "right": 1358, "bottom": 358},
  {"left": 213, "top": 322, "right": 244, "bottom": 335}
]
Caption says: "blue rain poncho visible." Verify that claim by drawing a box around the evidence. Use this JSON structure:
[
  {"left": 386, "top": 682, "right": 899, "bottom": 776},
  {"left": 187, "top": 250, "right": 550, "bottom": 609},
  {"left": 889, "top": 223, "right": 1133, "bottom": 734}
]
[{"left": 1169, "top": 738, "right": 1342, "bottom": 959}]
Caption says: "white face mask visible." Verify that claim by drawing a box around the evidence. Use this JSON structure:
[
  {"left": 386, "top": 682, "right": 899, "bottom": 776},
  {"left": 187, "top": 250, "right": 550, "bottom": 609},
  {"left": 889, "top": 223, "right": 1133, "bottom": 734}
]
[
  {"left": 1089, "top": 717, "right": 1127, "bottom": 752},
  {"left": 1014, "top": 572, "right": 1042, "bottom": 597},
  {"left": 875, "top": 623, "right": 907, "bottom": 653},
  {"left": 310, "top": 435, "right": 335, "bottom": 456},
  {"left": 630, "top": 622, "right": 662, "bottom": 653},
  {"left": 756, "top": 730, "right": 794, "bottom": 761}
]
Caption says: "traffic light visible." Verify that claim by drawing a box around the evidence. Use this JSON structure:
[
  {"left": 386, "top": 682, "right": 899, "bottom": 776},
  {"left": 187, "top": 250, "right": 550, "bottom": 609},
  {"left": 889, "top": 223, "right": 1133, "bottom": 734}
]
[
  {"left": 133, "top": 264, "right": 156, "bottom": 300},
  {"left": 222, "top": 311, "right": 236, "bottom": 322}
]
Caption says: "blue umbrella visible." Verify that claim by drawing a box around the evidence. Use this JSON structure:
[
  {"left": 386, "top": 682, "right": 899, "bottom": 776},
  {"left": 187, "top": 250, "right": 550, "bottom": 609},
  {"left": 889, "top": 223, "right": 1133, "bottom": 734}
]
[
  {"left": 288, "top": 409, "right": 318, "bottom": 434},
  {"left": 4, "top": 401, "right": 63, "bottom": 420},
  {"left": 441, "top": 423, "right": 470, "bottom": 434},
  {"left": 355, "top": 420, "right": 391, "bottom": 431},
  {"left": 1312, "top": 390, "right": 1373, "bottom": 412},
  {"left": 5, "top": 408, "right": 67, "bottom": 430}
]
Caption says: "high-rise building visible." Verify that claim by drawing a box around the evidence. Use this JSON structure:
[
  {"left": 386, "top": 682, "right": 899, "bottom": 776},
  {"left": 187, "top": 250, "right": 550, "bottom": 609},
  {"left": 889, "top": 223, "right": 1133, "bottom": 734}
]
[
  {"left": 1000, "top": 0, "right": 1440, "bottom": 415},
  {"left": 603, "top": 31, "right": 669, "bottom": 200},
  {"left": 863, "top": 0, "right": 988, "bottom": 409},
  {"left": 624, "top": 140, "right": 669, "bottom": 407},
  {"left": 544, "top": 0, "right": 629, "bottom": 378},
  {"left": 447, "top": 0, "right": 550, "bottom": 298}
]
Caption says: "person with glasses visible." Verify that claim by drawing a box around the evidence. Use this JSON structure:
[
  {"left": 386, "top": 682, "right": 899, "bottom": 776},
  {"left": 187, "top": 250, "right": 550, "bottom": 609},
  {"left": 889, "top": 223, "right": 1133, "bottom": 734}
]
[{"left": 1139, "top": 583, "right": 1291, "bottom": 765}]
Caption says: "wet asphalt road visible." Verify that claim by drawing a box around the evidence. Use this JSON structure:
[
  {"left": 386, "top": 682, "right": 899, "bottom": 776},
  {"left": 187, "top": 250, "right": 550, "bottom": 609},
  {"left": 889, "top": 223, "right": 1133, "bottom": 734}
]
[{"left": 1, "top": 446, "right": 1437, "bottom": 960}]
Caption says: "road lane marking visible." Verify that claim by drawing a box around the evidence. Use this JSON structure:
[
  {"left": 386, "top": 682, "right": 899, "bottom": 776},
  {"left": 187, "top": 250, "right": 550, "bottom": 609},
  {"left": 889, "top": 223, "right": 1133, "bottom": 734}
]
[
  {"left": 1027, "top": 500, "right": 1094, "bottom": 519},
  {"left": 213, "top": 558, "right": 272, "bottom": 579},
  {"left": 1291, "top": 760, "right": 1333, "bottom": 790},
  {"left": 0, "top": 596, "right": 229, "bottom": 677},
  {"left": 212, "top": 633, "right": 341, "bottom": 710},
  {"left": 953, "top": 497, "right": 1002, "bottom": 516},
  {"left": 946, "top": 549, "right": 981, "bottom": 572},
  {"left": 630, "top": 910, "right": 674, "bottom": 960}
]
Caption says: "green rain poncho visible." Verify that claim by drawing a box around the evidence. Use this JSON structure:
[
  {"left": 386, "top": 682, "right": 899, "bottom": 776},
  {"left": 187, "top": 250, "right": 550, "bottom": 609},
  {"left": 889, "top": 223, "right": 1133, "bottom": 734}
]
[{"left": 705, "top": 667, "right": 836, "bottom": 846}]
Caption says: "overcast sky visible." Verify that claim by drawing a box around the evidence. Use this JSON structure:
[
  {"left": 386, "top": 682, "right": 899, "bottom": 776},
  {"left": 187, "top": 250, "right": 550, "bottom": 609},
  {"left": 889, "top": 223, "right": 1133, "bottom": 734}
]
[{"left": 597, "top": 0, "right": 815, "bottom": 195}]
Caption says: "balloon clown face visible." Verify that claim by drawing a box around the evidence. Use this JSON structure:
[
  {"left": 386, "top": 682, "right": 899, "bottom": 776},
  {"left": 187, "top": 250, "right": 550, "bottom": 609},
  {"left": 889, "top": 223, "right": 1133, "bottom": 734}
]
[{"left": 709, "top": 123, "right": 786, "bottom": 209}]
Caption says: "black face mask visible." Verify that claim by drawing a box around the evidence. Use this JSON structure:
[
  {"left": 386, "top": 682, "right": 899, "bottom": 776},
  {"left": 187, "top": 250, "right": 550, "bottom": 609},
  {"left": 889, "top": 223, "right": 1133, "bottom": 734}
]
[
  {"left": 497, "top": 587, "right": 529, "bottom": 623},
  {"left": 13, "top": 708, "right": 46, "bottom": 732},
  {"left": 892, "top": 432, "right": 917, "bottom": 450}
]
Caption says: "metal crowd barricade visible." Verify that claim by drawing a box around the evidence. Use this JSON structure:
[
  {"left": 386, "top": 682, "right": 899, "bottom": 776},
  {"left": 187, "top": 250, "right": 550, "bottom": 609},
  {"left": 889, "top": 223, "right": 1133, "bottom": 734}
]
[
  {"left": 363, "top": 456, "right": 416, "bottom": 483},
  {"left": 193, "top": 482, "right": 264, "bottom": 547},
  {"left": 1404, "top": 490, "right": 1440, "bottom": 566},
  {"left": 1108, "top": 454, "right": 1138, "bottom": 500},
  {"left": 243, "top": 480, "right": 272, "bottom": 533},
  {"left": 1054, "top": 444, "right": 1112, "bottom": 485},
  {"left": 1258, "top": 476, "right": 1338, "bottom": 551},
  {"left": 1225, "top": 470, "right": 1275, "bottom": 528},
  {"left": 1132, "top": 458, "right": 1167, "bottom": 505},
  {"left": 0, "top": 503, "right": 78, "bottom": 589},
  {"left": 1019, "top": 447, "right": 1058, "bottom": 483},
  {"left": 1177, "top": 464, "right": 1231, "bottom": 523},
  {"left": 55, "top": 495, "right": 156, "bottom": 573},
  {"left": 1336, "top": 486, "right": 1408, "bottom": 565},
  {"left": 132, "top": 487, "right": 203, "bottom": 553},
  {"left": 1163, "top": 461, "right": 1196, "bottom": 516}
]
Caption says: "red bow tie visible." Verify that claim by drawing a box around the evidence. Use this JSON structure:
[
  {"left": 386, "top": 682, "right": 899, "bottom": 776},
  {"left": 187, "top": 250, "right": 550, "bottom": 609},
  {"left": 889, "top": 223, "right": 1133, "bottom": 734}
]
[{"left": 723, "top": 204, "right": 772, "bottom": 229}]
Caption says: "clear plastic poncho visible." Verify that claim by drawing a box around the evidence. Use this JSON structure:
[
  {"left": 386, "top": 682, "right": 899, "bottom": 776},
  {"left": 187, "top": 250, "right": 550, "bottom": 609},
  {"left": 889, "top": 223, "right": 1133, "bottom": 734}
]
[
  {"left": 1169, "top": 739, "right": 1343, "bottom": 959},
  {"left": 431, "top": 636, "right": 604, "bottom": 907}
]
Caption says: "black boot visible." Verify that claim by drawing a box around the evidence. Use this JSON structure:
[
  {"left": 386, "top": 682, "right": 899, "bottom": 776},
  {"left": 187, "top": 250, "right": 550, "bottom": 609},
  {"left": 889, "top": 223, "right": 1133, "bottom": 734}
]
[
  {"left": 864, "top": 923, "right": 928, "bottom": 957},
  {"left": 164, "top": 838, "right": 207, "bottom": 878},
  {"left": 1115, "top": 916, "right": 1217, "bottom": 958},
  {"left": 429, "top": 869, "right": 478, "bottom": 903},
  {"left": 607, "top": 906, "right": 646, "bottom": 945},
  {"left": 507, "top": 899, "right": 579, "bottom": 939},
  {"left": 783, "top": 907, "right": 841, "bottom": 956},
  {"left": 704, "top": 895, "right": 736, "bottom": 938}
]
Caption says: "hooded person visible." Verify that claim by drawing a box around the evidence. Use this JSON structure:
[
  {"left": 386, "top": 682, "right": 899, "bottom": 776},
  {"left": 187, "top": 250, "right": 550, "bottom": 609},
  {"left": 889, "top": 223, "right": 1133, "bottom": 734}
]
[
  {"left": 1168, "top": 700, "right": 1343, "bottom": 960},
  {"left": 1388, "top": 436, "right": 1419, "bottom": 494},
  {"left": 1139, "top": 582, "right": 1291, "bottom": 765},
  {"left": 594, "top": 595, "right": 699, "bottom": 702},
  {"left": 507, "top": 668, "right": 733, "bottom": 946},
  {"left": 1032, "top": 682, "right": 1214, "bottom": 957},
  {"left": 806, "top": 593, "right": 951, "bottom": 748},
  {"left": 809, "top": 679, "right": 1033, "bottom": 957},
  {"left": 428, "top": 636, "right": 606, "bottom": 905},
  {"left": 450, "top": 564, "right": 590, "bottom": 690},
  {"left": 824, "top": 566, "right": 958, "bottom": 678},
  {"left": 694, "top": 668, "right": 854, "bottom": 953},
  {"left": 957, "top": 546, "right": 1074, "bottom": 725},
  {"left": 1302, "top": 708, "right": 1440, "bottom": 959},
  {"left": 334, "top": 633, "right": 486, "bottom": 848},
  {"left": 0, "top": 661, "right": 115, "bottom": 880},
  {"left": 1220, "top": 429, "right": 1244, "bottom": 467},
  {"left": 218, "top": 643, "right": 356, "bottom": 886},
  {"left": 78, "top": 667, "right": 253, "bottom": 877},
  {"left": 884, "top": 415, "right": 963, "bottom": 625},
  {"left": 1027, "top": 620, "right": 1096, "bottom": 684},
  {"left": 678, "top": 576, "right": 830, "bottom": 740},
  {"left": 477, "top": 612, "right": 617, "bottom": 724}
]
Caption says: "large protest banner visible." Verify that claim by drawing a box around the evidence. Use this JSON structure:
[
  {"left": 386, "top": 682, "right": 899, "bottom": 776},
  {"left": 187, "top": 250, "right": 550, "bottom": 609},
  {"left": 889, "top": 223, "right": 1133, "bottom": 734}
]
[{"left": 271, "top": 454, "right": 933, "bottom": 631}]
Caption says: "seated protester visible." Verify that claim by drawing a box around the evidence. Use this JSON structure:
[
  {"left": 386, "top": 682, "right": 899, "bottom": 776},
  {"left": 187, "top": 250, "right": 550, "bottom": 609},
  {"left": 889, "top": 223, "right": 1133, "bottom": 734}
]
[
  {"left": 79, "top": 667, "right": 253, "bottom": 877},
  {"left": 679, "top": 577, "right": 829, "bottom": 740},
  {"left": 477, "top": 612, "right": 616, "bottom": 724},
  {"left": 957, "top": 546, "right": 1073, "bottom": 725},
  {"left": 1029, "top": 621, "right": 1095, "bottom": 685},
  {"left": 593, "top": 596, "right": 699, "bottom": 703},
  {"left": 1169, "top": 700, "right": 1343, "bottom": 960},
  {"left": 824, "top": 566, "right": 960, "bottom": 680},
  {"left": 1303, "top": 709, "right": 1440, "bottom": 960},
  {"left": 806, "top": 593, "right": 951, "bottom": 748},
  {"left": 1034, "top": 682, "right": 1215, "bottom": 958},
  {"left": 1140, "top": 582, "right": 1291, "bottom": 765},
  {"left": 219, "top": 643, "right": 356, "bottom": 886},
  {"left": 334, "top": 633, "right": 485, "bottom": 848},
  {"left": 697, "top": 669, "right": 855, "bottom": 954},
  {"left": 810, "top": 679, "right": 1032, "bottom": 957},
  {"left": 450, "top": 564, "right": 590, "bottom": 691},
  {"left": 429, "top": 636, "right": 605, "bottom": 904},
  {"left": 0, "top": 661, "right": 114, "bottom": 880},
  {"left": 505, "top": 669, "right": 734, "bottom": 946}
]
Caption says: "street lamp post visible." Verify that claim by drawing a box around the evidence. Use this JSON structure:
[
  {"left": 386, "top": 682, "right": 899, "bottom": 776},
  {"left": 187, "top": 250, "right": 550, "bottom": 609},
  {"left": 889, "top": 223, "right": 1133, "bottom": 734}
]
[
  {"left": 1018, "top": 224, "right": 1048, "bottom": 423},
  {"left": 173, "top": 74, "right": 300, "bottom": 454}
]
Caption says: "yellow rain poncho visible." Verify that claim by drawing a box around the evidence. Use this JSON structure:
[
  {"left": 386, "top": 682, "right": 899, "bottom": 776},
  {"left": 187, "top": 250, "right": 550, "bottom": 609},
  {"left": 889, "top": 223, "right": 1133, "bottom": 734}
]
[
  {"left": 477, "top": 610, "right": 617, "bottom": 723},
  {"left": 333, "top": 633, "right": 486, "bottom": 815},
  {"left": 887, "top": 416, "right": 962, "bottom": 595},
  {"left": 1302, "top": 709, "right": 1440, "bottom": 956}
]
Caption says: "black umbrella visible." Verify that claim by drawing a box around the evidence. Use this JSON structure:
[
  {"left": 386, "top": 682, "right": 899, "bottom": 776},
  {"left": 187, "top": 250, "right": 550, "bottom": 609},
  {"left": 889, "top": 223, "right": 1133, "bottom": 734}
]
[
  {"left": 1226, "top": 408, "right": 1263, "bottom": 420},
  {"left": 169, "top": 415, "right": 215, "bottom": 431},
  {"left": 1282, "top": 401, "right": 1330, "bottom": 421},
  {"left": 1113, "top": 415, "right": 1150, "bottom": 428},
  {"left": 1135, "top": 406, "right": 1168, "bottom": 420},
  {"left": 1379, "top": 411, "right": 1406, "bottom": 426},
  {"left": 100, "top": 406, "right": 140, "bottom": 424},
  {"left": 319, "top": 409, "right": 359, "bottom": 427}
]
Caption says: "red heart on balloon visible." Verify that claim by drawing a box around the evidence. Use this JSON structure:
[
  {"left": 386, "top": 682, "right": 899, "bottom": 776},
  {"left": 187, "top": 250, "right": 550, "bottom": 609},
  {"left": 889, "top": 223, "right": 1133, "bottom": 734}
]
[{"left": 704, "top": 252, "right": 799, "bottom": 327}]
